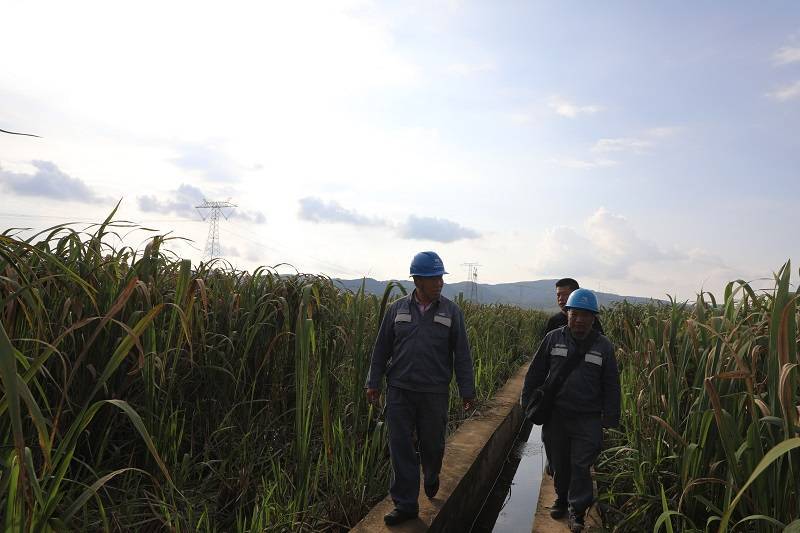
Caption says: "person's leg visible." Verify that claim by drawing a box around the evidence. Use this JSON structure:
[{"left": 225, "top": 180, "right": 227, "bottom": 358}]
[
  {"left": 544, "top": 415, "right": 572, "bottom": 505},
  {"left": 567, "top": 415, "right": 603, "bottom": 518},
  {"left": 416, "top": 391, "right": 449, "bottom": 491},
  {"left": 385, "top": 386, "right": 420, "bottom": 514}
]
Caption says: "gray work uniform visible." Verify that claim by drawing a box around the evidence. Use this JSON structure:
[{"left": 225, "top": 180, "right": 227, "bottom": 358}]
[
  {"left": 521, "top": 326, "right": 620, "bottom": 515},
  {"left": 539, "top": 312, "right": 604, "bottom": 477},
  {"left": 367, "top": 291, "right": 475, "bottom": 514}
]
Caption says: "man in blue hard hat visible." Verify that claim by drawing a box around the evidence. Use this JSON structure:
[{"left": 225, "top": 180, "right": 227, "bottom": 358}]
[
  {"left": 542, "top": 278, "right": 604, "bottom": 336},
  {"left": 539, "top": 279, "right": 604, "bottom": 479},
  {"left": 366, "top": 251, "right": 476, "bottom": 526},
  {"left": 522, "top": 288, "right": 620, "bottom": 532}
]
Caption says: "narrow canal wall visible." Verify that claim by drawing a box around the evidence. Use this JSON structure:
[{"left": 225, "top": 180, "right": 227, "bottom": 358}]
[{"left": 350, "top": 362, "right": 530, "bottom": 533}]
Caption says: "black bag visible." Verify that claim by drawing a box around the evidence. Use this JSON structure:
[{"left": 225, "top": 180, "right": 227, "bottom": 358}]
[{"left": 524, "top": 331, "right": 598, "bottom": 425}]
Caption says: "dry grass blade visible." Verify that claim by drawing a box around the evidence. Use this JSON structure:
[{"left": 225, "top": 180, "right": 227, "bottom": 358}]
[{"left": 649, "top": 414, "right": 689, "bottom": 447}]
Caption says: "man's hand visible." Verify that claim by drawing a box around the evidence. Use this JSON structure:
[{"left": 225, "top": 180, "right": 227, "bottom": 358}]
[
  {"left": 366, "top": 388, "right": 381, "bottom": 405},
  {"left": 462, "top": 397, "right": 475, "bottom": 411}
]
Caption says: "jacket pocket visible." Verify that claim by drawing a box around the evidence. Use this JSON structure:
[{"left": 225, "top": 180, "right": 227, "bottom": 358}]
[
  {"left": 431, "top": 312, "right": 452, "bottom": 339},
  {"left": 433, "top": 314, "right": 452, "bottom": 327},
  {"left": 578, "top": 355, "right": 603, "bottom": 399}
]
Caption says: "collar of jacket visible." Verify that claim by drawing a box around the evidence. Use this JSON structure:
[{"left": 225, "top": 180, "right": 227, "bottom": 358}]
[
  {"left": 398, "top": 290, "right": 443, "bottom": 313},
  {"left": 411, "top": 289, "right": 441, "bottom": 306}
]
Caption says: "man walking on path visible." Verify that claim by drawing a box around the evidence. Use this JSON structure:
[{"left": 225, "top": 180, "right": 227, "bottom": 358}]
[
  {"left": 542, "top": 278, "right": 604, "bottom": 336},
  {"left": 522, "top": 288, "right": 621, "bottom": 532},
  {"left": 540, "top": 278, "right": 604, "bottom": 478},
  {"left": 366, "top": 251, "right": 476, "bottom": 526}
]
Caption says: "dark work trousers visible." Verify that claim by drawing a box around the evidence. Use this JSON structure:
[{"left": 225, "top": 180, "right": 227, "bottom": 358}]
[
  {"left": 541, "top": 410, "right": 603, "bottom": 515},
  {"left": 386, "top": 385, "right": 449, "bottom": 513}
]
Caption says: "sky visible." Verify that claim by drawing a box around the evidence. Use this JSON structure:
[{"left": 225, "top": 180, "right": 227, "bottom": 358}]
[{"left": 1, "top": 1, "right": 799, "bottom": 300}]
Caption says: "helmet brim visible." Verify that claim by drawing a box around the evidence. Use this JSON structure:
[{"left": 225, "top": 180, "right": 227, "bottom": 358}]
[
  {"left": 565, "top": 305, "right": 598, "bottom": 314},
  {"left": 410, "top": 270, "right": 448, "bottom": 277}
]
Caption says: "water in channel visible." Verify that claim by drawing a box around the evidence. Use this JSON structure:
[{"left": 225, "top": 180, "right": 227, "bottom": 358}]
[{"left": 469, "top": 420, "right": 545, "bottom": 532}]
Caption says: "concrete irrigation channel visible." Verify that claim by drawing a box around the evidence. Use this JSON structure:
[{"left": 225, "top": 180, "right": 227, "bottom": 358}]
[{"left": 350, "top": 363, "right": 605, "bottom": 532}]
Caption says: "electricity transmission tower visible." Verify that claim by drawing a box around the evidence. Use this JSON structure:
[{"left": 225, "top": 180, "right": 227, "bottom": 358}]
[
  {"left": 461, "top": 262, "right": 481, "bottom": 302},
  {"left": 196, "top": 199, "right": 236, "bottom": 260}
]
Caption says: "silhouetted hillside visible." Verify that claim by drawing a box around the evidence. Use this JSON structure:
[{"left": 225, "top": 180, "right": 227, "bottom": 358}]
[{"left": 332, "top": 278, "right": 657, "bottom": 311}]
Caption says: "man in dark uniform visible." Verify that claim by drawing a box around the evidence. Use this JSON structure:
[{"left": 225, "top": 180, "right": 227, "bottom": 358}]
[
  {"left": 366, "top": 251, "right": 476, "bottom": 526},
  {"left": 522, "top": 288, "right": 620, "bottom": 532},
  {"left": 540, "top": 279, "right": 604, "bottom": 479},
  {"left": 542, "top": 278, "right": 604, "bottom": 336}
]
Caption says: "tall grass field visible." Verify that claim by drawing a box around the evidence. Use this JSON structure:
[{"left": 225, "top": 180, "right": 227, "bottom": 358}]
[
  {"left": 0, "top": 214, "right": 546, "bottom": 532},
  {"left": 598, "top": 262, "right": 800, "bottom": 532}
]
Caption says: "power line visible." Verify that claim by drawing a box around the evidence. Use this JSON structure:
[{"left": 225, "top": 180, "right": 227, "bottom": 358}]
[{"left": 0, "top": 128, "right": 41, "bottom": 138}]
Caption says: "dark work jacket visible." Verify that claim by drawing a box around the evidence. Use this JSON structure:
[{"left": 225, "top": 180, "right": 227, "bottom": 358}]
[
  {"left": 542, "top": 312, "right": 604, "bottom": 337},
  {"left": 366, "top": 291, "right": 475, "bottom": 398},
  {"left": 521, "top": 326, "right": 620, "bottom": 427}
]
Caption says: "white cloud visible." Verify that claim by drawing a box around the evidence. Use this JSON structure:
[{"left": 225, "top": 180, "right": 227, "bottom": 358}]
[
  {"left": 559, "top": 126, "right": 678, "bottom": 165},
  {"left": 548, "top": 96, "right": 604, "bottom": 118},
  {"left": 529, "top": 207, "right": 743, "bottom": 299},
  {"left": 233, "top": 211, "right": 267, "bottom": 224},
  {"left": 139, "top": 184, "right": 265, "bottom": 223},
  {"left": 447, "top": 62, "right": 495, "bottom": 76},
  {"left": 399, "top": 215, "right": 479, "bottom": 242},
  {"left": 0, "top": 160, "right": 108, "bottom": 203},
  {"left": 593, "top": 127, "right": 679, "bottom": 154},
  {"left": 298, "top": 197, "right": 388, "bottom": 226},
  {"left": 591, "top": 137, "right": 653, "bottom": 154},
  {"left": 646, "top": 126, "right": 681, "bottom": 138},
  {"left": 550, "top": 158, "right": 618, "bottom": 169},
  {"left": 767, "top": 80, "right": 800, "bottom": 101},
  {"left": 298, "top": 197, "right": 479, "bottom": 242},
  {"left": 584, "top": 208, "right": 665, "bottom": 267},
  {"left": 531, "top": 226, "right": 603, "bottom": 275},
  {"left": 774, "top": 46, "right": 800, "bottom": 65},
  {"left": 533, "top": 208, "right": 671, "bottom": 278}
]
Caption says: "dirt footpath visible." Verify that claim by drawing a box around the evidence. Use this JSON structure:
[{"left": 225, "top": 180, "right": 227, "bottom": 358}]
[{"left": 532, "top": 473, "right": 605, "bottom": 533}]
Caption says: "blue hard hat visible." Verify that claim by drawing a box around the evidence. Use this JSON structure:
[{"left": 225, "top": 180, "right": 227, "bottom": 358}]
[
  {"left": 565, "top": 288, "right": 599, "bottom": 313},
  {"left": 410, "top": 251, "right": 448, "bottom": 277}
]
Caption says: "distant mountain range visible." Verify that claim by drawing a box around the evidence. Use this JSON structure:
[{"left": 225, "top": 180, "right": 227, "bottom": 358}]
[{"left": 332, "top": 278, "right": 657, "bottom": 312}]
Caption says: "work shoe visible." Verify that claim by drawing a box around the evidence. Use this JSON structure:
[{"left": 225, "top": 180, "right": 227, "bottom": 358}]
[
  {"left": 568, "top": 511, "right": 585, "bottom": 532},
  {"left": 424, "top": 476, "right": 440, "bottom": 498},
  {"left": 384, "top": 508, "right": 417, "bottom": 526},
  {"left": 549, "top": 498, "right": 568, "bottom": 519}
]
